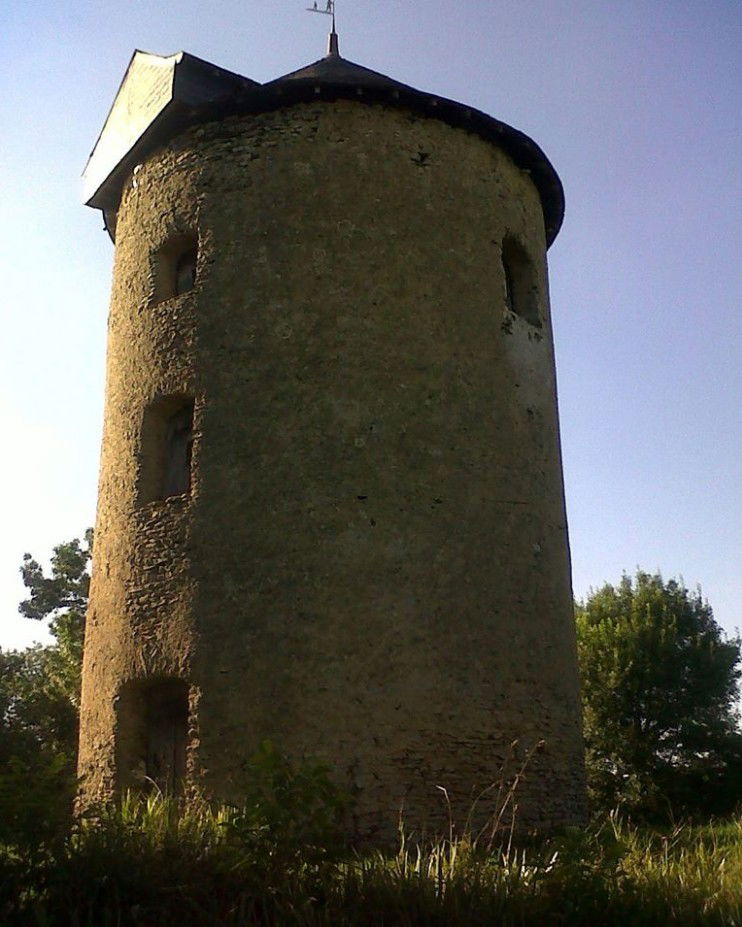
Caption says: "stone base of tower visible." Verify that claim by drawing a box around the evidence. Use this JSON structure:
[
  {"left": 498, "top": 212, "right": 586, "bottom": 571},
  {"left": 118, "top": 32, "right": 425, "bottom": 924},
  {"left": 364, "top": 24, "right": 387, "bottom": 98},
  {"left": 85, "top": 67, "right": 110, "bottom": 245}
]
[
  {"left": 186, "top": 707, "right": 587, "bottom": 844},
  {"left": 78, "top": 720, "right": 586, "bottom": 846}
]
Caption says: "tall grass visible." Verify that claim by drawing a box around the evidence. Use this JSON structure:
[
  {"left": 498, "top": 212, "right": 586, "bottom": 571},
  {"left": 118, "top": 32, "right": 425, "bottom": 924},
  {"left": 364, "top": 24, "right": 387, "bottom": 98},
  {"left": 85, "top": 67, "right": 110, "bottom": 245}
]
[{"left": 2, "top": 794, "right": 740, "bottom": 926}]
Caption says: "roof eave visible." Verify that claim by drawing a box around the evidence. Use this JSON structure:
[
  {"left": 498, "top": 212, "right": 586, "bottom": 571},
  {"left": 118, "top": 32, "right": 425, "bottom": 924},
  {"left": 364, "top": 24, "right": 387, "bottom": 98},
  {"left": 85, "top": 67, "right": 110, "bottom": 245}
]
[{"left": 86, "top": 53, "right": 564, "bottom": 247}]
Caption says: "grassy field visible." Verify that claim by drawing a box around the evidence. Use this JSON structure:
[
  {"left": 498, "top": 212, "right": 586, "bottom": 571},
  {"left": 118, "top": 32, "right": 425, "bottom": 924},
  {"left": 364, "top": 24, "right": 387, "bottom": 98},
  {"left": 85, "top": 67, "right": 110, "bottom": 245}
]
[{"left": 1, "top": 793, "right": 740, "bottom": 927}]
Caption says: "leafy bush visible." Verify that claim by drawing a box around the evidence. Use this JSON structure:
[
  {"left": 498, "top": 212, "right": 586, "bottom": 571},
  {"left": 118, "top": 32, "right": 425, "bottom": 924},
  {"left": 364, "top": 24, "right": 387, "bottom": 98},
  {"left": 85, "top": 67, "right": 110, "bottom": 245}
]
[
  {"left": 0, "top": 646, "right": 78, "bottom": 847},
  {"left": 223, "top": 739, "right": 348, "bottom": 871},
  {"left": 0, "top": 533, "right": 91, "bottom": 847}
]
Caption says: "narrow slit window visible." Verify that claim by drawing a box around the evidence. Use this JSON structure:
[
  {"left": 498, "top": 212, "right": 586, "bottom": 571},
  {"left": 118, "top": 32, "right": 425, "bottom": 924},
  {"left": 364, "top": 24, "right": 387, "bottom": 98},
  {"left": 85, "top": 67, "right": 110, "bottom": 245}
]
[
  {"left": 503, "top": 261, "right": 516, "bottom": 315},
  {"left": 138, "top": 395, "right": 195, "bottom": 504},
  {"left": 163, "top": 404, "right": 194, "bottom": 498},
  {"left": 501, "top": 237, "right": 541, "bottom": 327}
]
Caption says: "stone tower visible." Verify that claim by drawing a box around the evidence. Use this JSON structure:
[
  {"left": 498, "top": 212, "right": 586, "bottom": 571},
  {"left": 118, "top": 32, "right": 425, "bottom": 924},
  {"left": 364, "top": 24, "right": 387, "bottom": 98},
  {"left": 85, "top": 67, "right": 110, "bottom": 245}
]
[{"left": 79, "top": 33, "right": 586, "bottom": 838}]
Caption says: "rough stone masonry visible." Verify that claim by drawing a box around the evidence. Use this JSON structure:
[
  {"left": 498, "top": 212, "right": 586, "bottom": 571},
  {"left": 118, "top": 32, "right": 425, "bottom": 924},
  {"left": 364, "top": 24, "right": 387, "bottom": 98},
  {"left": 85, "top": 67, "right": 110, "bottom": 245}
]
[{"left": 77, "top": 47, "right": 586, "bottom": 841}]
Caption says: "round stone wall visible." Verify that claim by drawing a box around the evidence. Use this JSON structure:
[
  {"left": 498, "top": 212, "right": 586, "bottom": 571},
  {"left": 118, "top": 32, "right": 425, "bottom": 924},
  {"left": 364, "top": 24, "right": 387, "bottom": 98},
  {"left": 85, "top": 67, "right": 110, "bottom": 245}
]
[{"left": 78, "top": 99, "right": 586, "bottom": 838}]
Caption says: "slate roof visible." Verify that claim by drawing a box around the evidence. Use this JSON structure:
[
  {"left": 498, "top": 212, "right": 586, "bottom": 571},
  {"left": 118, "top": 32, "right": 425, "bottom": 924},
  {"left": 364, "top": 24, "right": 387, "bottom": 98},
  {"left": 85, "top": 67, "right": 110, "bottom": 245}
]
[{"left": 84, "top": 47, "right": 564, "bottom": 245}]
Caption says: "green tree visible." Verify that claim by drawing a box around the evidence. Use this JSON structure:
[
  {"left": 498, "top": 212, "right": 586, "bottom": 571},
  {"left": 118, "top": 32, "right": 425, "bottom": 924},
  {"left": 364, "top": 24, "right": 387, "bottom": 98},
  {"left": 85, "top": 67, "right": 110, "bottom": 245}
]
[
  {"left": 18, "top": 528, "right": 92, "bottom": 708},
  {"left": 576, "top": 570, "right": 742, "bottom": 819},
  {"left": 0, "top": 531, "right": 91, "bottom": 845}
]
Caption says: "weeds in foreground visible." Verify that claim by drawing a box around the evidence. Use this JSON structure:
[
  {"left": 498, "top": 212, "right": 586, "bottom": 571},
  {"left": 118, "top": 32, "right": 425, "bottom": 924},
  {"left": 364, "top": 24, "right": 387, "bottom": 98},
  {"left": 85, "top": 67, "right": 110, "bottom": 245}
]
[
  {"left": 2, "top": 802, "right": 739, "bottom": 926},
  {"left": 1, "top": 745, "right": 740, "bottom": 926}
]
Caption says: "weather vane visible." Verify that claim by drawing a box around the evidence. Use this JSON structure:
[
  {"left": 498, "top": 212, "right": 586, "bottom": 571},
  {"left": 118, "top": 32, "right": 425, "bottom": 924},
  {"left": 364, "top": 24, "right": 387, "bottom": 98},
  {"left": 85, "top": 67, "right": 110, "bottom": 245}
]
[
  {"left": 306, "top": 0, "right": 339, "bottom": 55},
  {"left": 306, "top": 0, "right": 336, "bottom": 25}
]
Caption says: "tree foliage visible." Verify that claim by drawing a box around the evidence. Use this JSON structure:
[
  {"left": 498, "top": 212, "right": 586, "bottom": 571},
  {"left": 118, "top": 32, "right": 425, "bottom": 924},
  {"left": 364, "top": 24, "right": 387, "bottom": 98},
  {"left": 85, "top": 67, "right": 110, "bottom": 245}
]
[
  {"left": 576, "top": 570, "right": 742, "bottom": 819},
  {"left": 0, "top": 532, "right": 92, "bottom": 845},
  {"left": 18, "top": 528, "right": 92, "bottom": 707}
]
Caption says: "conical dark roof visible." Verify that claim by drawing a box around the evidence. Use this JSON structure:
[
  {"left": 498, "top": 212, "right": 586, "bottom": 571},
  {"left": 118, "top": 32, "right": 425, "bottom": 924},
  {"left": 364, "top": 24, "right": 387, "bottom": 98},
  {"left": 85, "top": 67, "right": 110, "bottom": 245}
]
[
  {"left": 265, "top": 52, "right": 413, "bottom": 93},
  {"left": 85, "top": 48, "right": 564, "bottom": 245}
]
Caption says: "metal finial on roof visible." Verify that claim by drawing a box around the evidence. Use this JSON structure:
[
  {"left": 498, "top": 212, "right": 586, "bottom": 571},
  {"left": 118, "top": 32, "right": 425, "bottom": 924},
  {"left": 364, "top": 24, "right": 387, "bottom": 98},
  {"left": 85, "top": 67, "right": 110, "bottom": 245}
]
[{"left": 306, "top": 0, "right": 339, "bottom": 57}]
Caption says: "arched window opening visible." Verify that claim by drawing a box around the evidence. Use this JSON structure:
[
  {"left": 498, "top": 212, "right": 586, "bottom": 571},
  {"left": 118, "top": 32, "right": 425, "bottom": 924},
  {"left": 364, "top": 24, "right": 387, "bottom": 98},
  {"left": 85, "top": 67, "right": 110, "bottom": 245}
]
[
  {"left": 151, "top": 233, "right": 199, "bottom": 304},
  {"left": 138, "top": 395, "right": 195, "bottom": 504},
  {"left": 501, "top": 237, "right": 541, "bottom": 328},
  {"left": 115, "top": 677, "right": 190, "bottom": 794}
]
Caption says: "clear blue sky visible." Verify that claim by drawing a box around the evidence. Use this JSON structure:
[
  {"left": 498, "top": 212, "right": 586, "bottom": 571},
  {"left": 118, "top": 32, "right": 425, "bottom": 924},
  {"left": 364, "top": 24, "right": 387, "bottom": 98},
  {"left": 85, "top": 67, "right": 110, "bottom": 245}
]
[{"left": 1, "top": 0, "right": 740, "bottom": 650}]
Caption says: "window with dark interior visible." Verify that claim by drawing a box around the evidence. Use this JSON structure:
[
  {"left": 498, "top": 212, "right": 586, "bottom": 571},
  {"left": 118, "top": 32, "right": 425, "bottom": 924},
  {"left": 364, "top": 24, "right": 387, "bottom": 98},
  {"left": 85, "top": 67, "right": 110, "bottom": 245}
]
[
  {"left": 151, "top": 233, "right": 198, "bottom": 303},
  {"left": 501, "top": 236, "right": 541, "bottom": 327},
  {"left": 115, "top": 678, "right": 189, "bottom": 794},
  {"left": 163, "top": 404, "right": 194, "bottom": 497},
  {"left": 138, "top": 395, "right": 195, "bottom": 504},
  {"left": 174, "top": 247, "right": 197, "bottom": 296}
]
